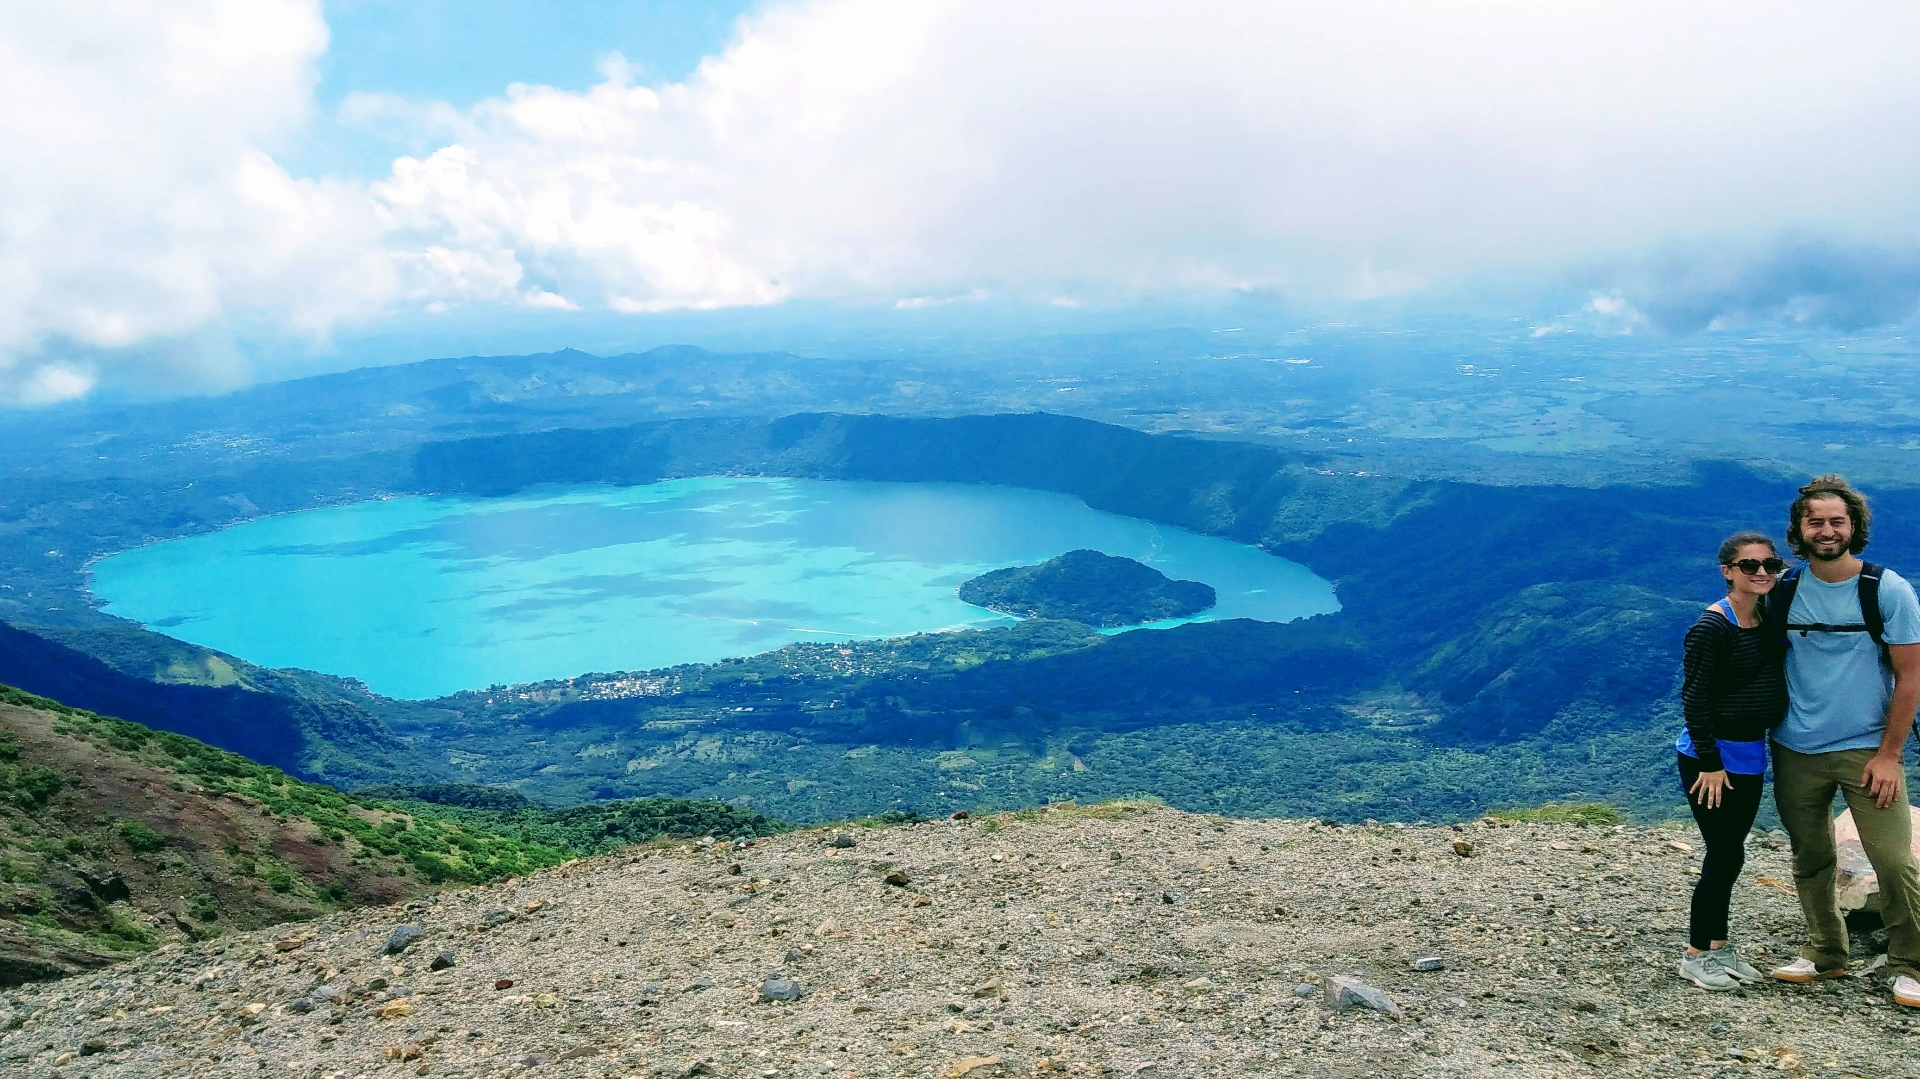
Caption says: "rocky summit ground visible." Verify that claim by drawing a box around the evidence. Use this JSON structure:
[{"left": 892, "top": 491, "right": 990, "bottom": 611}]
[{"left": 2, "top": 802, "right": 1915, "bottom": 1079}]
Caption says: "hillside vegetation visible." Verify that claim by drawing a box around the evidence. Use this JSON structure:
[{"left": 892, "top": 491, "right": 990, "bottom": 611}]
[
  {"left": 0, "top": 687, "right": 782, "bottom": 984},
  {"left": 958, "top": 549, "right": 1216, "bottom": 626}
]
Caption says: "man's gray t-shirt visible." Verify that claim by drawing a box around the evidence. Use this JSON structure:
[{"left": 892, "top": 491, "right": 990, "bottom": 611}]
[{"left": 1777, "top": 565, "right": 1920, "bottom": 755}]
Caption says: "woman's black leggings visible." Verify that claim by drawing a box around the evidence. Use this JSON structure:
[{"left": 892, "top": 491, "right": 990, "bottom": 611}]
[{"left": 1677, "top": 753, "right": 1766, "bottom": 951}]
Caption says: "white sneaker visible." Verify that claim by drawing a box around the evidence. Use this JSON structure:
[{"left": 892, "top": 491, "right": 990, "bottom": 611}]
[
  {"left": 1679, "top": 953, "right": 1739, "bottom": 991},
  {"left": 1708, "top": 944, "right": 1764, "bottom": 983},
  {"left": 1895, "top": 975, "right": 1920, "bottom": 1009},
  {"left": 1772, "top": 957, "right": 1847, "bottom": 983}
]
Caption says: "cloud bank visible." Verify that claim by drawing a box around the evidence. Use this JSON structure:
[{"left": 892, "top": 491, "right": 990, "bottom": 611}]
[{"left": 6, "top": 0, "right": 1920, "bottom": 400}]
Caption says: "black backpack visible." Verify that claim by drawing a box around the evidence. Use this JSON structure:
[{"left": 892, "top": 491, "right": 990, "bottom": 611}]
[{"left": 1764, "top": 560, "right": 1890, "bottom": 667}]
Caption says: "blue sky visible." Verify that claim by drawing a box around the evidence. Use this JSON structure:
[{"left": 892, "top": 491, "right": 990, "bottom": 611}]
[
  {"left": 306, "top": 1, "right": 755, "bottom": 175},
  {"left": 3, "top": 1, "right": 1918, "bottom": 403}
]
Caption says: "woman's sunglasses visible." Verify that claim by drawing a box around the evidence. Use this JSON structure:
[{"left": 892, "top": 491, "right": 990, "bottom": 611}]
[{"left": 1724, "top": 557, "right": 1787, "bottom": 575}]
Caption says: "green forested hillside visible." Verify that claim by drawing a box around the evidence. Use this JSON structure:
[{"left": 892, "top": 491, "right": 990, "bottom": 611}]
[{"left": 0, "top": 686, "right": 782, "bottom": 983}]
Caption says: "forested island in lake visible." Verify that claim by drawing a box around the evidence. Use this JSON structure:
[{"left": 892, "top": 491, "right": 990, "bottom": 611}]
[{"left": 958, "top": 549, "right": 1216, "bottom": 626}]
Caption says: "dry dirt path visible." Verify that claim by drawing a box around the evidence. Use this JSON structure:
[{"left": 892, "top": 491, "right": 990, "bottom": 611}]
[{"left": 3, "top": 803, "right": 1914, "bottom": 1078}]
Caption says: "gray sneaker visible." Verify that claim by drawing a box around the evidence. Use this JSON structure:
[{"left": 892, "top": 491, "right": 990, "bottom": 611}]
[
  {"left": 1679, "top": 952, "right": 1739, "bottom": 991},
  {"left": 1709, "top": 944, "right": 1765, "bottom": 983}
]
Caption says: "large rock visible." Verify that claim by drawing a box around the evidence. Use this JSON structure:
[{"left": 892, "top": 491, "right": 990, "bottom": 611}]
[{"left": 1833, "top": 805, "right": 1920, "bottom": 912}]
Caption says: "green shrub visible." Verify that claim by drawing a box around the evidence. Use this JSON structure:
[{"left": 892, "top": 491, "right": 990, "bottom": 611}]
[
  {"left": 2, "top": 764, "right": 62, "bottom": 810},
  {"left": 256, "top": 861, "right": 296, "bottom": 893},
  {"left": 119, "top": 821, "right": 167, "bottom": 852},
  {"left": 1487, "top": 801, "right": 1625, "bottom": 826}
]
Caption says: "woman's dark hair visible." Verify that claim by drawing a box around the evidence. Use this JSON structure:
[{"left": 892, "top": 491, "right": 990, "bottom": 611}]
[
  {"left": 1718, "top": 531, "right": 1775, "bottom": 567},
  {"left": 1717, "top": 531, "right": 1776, "bottom": 592},
  {"left": 1787, "top": 474, "right": 1871, "bottom": 560}
]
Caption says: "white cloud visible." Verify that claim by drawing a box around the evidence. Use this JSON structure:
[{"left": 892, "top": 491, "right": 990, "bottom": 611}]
[
  {"left": 366, "top": 0, "right": 1920, "bottom": 317},
  {"left": 0, "top": 1, "right": 402, "bottom": 400},
  {"left": 6, "top": 0, "right": 1920, "bottom": 400}
]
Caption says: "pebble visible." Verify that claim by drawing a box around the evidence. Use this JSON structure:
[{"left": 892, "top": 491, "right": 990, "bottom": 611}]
[
  {"left": 383, "top": 925, "right": 424, "bottom": 954},
  {"left": 430, "top": 951, "right": 457, "bottom": 971},
  {"left": 1410, "top": 956, "right": 1446, "bottom": 972},
  {"left": 831, "top": 833, "right": 857, "bottom": 848},
  {"left": 885, "top": 869, "right": 911, "bottom": 886}
]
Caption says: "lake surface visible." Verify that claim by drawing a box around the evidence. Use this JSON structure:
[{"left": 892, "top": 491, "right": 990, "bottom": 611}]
[{"left": 92, "top": 478, "right": 1338, "bottom": 699}]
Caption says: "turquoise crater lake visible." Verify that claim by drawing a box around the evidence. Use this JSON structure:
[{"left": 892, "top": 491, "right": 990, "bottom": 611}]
[{"left": 92, "top": 478, "right": 1338, "bottom": 699}]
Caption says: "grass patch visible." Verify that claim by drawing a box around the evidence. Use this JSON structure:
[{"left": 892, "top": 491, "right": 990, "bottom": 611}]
[{"left": 1487, "top": 801, "right": 1625, "bottom": 826}]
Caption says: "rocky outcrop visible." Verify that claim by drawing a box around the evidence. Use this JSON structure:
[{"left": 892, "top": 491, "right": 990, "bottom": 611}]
[
  {"left": 4, "top": 803, "right": 1914, "bottom": 1077},
  {"left": 1834, "top": 805, "right": 1920, "bottom": 912}
]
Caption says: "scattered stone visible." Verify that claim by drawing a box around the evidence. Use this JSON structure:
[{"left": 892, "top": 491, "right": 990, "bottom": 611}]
[
  {"left": 885, "top": 869, "right": 911, "bottom": 886},
  {"left": 1322, "top": 976, "right": 1401, "bottom": 1018},
  {"left": 1181, "top": 977, "right": 1215, "bottom": 994},
  {"left": 382, "top": 925, "right": 424, "bottom": 954},
  {"left": 1452, "top": 839, "right": 1475, "bottom": 858},
  {"left": 429, "top": 951, "right": 456, "bottom": 971},
  {"left": 831, "top": 833, "right": 857, "bottom": 849},
  {"left": 760, "top": 976, "right": 803, "bottom": 1003},
  {"left": 1410, "top": 956, "right": 1446, "bottom": 972},
  {"left": 973, "top": 978, "right": 1002, "bottom": 998},
  {"left": 944, "top": 1055, "right": 1002, "bottom": 1078},
  {"left": 1160, "top": 891, "right": 1176, "bottom": 904},
  {"left": 374, "top": 999, "right": 413, "bottom": 1019},
  {"left": 80, "top": 1038, "right": 108, "bottom": 1056},
  {"left": 688, "top": 975, "right": 717, "bottom": 992},
  {"left": 950, "top": 811, "right": 970, "bottom": 820},
  {"left": 1294, "top": 983, "right": 1317, "bottom": 998},
  {"left": 479, "top": 909, "right": 513, "bottom": 928},
  {"left": 274, "top": 936, "right": 307, "bottom": 952},
  {"left": 494, "top": 978, "right": 515, "bottom": 990},
  {"left": 366, "top": 977, "right": 390, "bottom": 991},
  {"left": 288, "top": 998, "right": 316, "bottom": 1014}
]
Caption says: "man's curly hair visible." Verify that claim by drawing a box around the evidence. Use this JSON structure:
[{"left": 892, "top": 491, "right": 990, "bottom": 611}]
[{"left": 1787, "top": 474, "right": 1871, "bottom": 561}]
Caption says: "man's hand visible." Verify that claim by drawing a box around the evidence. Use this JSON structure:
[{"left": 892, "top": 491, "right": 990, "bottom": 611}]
[{"left": 1861, "top": 751, "right": 1906, "bottom": 810}]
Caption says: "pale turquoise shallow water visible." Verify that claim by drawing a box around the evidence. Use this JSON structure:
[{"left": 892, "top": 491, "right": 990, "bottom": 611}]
[{"left": 91, "top": 478, "right": 1338, "bottom": 699}]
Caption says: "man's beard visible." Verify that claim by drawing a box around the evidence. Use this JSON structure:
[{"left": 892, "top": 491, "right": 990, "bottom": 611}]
[{"left": 1808, "top": 539, "right": 1849, "bottom": 562}]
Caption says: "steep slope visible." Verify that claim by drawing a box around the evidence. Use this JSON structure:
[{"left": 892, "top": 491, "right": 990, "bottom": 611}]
[
  {"left": 0, "top": 688, "right": 578, "bottom": 984},
  {"left": 0, "top": 622, "right": 417, "bottom": 785},
  {"left": 0, "top": 688, "right": 785, "bottom": 985},
  {"left": 3, "top": 803, "right": 1910, "bottom": 1078}
]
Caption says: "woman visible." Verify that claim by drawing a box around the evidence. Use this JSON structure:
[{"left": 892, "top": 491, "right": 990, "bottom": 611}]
[{"left": 1674, "top": 531, "right": 1789, "bottom": 991}]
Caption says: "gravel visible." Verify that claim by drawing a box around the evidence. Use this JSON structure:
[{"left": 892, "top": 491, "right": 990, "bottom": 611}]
[{"left": 1, "top": 802, "right": 1913, "bottom": 1077}]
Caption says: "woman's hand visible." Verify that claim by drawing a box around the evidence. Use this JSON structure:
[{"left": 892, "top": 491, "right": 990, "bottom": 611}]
[{"left": 1689, "top": 768, "right": 1731, "bottom": 810}]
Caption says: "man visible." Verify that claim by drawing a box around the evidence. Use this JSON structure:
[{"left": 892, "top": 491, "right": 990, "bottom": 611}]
[{"left": 1767, "top": 475, "right": 1920, "bottom": 1008}]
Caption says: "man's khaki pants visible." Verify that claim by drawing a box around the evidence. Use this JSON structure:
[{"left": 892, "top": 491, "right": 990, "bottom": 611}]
[{"left": 1773, "top": 743, "right": 1920, "bottom": 978}]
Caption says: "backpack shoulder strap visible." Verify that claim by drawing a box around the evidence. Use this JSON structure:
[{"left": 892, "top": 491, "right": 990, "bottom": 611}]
[
  {"left": 1859, "top": 562, "right": 1885, "bottom": 645},
  {"left": 1765, "top": 565, "right": 1802, "bottom": 639}
]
